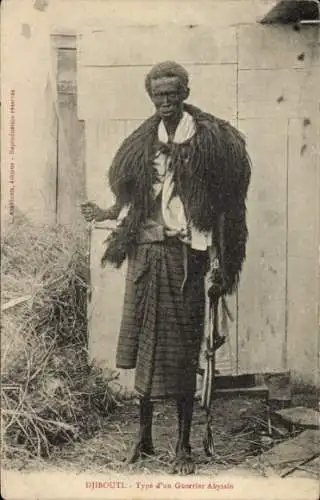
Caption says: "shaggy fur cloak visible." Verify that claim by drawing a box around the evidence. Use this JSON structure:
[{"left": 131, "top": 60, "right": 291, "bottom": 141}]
[{"left": 101, "top": 103, "right": 251, "bottom": 296}]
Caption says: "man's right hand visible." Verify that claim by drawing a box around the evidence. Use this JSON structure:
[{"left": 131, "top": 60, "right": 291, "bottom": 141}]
[{"left": 81, "top": 201, "right": 106, "bottom": 222}]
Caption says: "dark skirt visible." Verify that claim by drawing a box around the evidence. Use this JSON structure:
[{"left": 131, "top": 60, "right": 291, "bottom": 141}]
[{"left": 116, "top": 237, "right": 208, "bottom": 399}]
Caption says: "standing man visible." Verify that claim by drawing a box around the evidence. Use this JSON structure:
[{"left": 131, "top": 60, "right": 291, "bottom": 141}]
[{"left": 82, "top": 61, "right": 251, "bottom": 475}]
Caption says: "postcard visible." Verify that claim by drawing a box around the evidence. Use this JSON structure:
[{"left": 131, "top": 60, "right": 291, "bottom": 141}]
[{"left": 1, "top": 0, "right": 319, "bottom": 499}]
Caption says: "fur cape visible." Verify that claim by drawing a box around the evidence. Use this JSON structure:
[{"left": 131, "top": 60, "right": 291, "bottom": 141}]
[{"left": 101, "top": 103, "right": 251, "bottom": 296}]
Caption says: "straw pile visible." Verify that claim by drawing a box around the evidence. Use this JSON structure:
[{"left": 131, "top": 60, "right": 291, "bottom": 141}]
[{"left": 1, "top": 214, "right": 116, "bottom": 462}]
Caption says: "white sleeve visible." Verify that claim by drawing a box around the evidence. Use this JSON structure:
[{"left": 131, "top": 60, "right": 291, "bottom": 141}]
[
  {"left": 190, "top": 225, "right": 212, "bottom": 251},
  {"left": 116, "top": 204, "right": 131, "bottom": 226}
]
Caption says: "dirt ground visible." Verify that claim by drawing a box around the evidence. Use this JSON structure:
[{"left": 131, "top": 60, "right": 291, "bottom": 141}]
[
  {"left": 3, "top": 396, "right": 284, "bottom": 475},
  {"left": 4, "top": 391, "right": 318, "bottom": 478},
  {"left": 57, "top": 397, "right": 268, "bottom": 475}
]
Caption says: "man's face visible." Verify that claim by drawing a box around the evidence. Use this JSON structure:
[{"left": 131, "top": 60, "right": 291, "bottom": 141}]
[{"left": 150, "top": 77, "right": 188, "bottom": 120}]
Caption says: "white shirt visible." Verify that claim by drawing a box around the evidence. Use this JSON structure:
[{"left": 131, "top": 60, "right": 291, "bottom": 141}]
[
  {"left": 117, "top": 111, "right": 213, "bottom": 251},
  {"left": 154, "top": 111, "right": 212, "bottom": 251}
]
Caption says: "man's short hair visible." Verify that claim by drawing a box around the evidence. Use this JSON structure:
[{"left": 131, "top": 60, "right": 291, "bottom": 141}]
[{"left": 145, "top": 61, "right": 189, "bottom": 96}]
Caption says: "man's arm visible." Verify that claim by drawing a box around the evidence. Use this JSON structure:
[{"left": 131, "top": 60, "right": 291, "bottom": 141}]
[
  {"left": 81, "top": 201, "right": 122, "bottom": 222},
  {"left": 101, "top": 203, "right": 123, "bottom": 221},
  {"left": 208, "top": 213, "right": 227, "bottom": 300}
]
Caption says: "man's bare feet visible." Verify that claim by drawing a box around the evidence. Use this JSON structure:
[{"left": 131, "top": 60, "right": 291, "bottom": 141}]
[
  {"left": 125, "top": 438, "right": 155, "bottom": 464},
  {"left": 125, "top": 397, "right": 155, "bottom": 464},
  {"left": 171, "top": 441, "right": 195, "bottom": 475},
  {"left": 171, "top": 449, "right": 195, "bottom": 475}
]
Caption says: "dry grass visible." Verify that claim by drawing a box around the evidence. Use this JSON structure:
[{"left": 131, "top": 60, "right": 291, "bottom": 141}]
[{"left": 1, "top": 214, "right": 117, "bottom": 465}]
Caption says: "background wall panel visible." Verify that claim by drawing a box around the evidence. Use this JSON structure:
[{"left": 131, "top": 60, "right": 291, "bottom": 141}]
[{"left": 237, "top": 118, "right": 288, "bottom": 373}]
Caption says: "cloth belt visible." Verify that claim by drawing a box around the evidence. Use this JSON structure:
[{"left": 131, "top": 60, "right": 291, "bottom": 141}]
[{"left": 136, "top": 223, "right": 192, "bottom": 293}]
